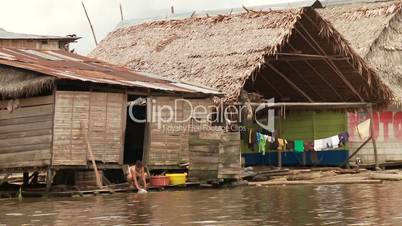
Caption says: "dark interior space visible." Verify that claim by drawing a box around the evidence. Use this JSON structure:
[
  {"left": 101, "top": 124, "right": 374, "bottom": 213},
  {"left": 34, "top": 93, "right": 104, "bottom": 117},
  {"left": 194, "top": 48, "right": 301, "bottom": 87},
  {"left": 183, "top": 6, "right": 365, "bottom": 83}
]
[
  {"left": 243, "top": 9, "right": 376, "bottom": 104},
  {"left": 124, "top": 95, "right": 147, "bottom": 165}
]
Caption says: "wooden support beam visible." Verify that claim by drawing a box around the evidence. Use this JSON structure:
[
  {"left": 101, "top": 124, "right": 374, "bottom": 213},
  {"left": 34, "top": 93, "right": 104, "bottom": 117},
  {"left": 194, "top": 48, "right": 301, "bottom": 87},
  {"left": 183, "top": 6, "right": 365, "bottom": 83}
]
[
  {"left": 303, "top": 13, "right": 366, "bottom": 81},
  {"left": 242, "top": 102, "right": 369, "bottom": 108},
  {"left": 254, "top": 69, "right": 285, "bottom": 99},
  {"left": 23, "top": 172, "right": 29, "bottom": 186},
  {"left": 277, "top": 108, "right": 283, "bottom": 169},
  {"left": 368, "top": 104, "right": 379, "bottom": 169},
  {"left": 340, "top": 137, "right": 372, "bottom": 168},
  {"left": 303, "top": 60, "right": 345, "bottom": 101},
  {"left": 287, "top": 43, "right": 345, "bottom": 102},
  {"left": 265, "top": 62, "right": 314, "bottom": 102},
  {"left": 294, "top": 22, "right": 364, "bottom": 102},
  {"left": 267, "top": 53, "right": 349, "bottom": 61},
  {"left": 284, "top": 61, "right": 325, "bottom": 101},
  {"left": 46, "top": 167, "right": 53, "bottom": 192}
]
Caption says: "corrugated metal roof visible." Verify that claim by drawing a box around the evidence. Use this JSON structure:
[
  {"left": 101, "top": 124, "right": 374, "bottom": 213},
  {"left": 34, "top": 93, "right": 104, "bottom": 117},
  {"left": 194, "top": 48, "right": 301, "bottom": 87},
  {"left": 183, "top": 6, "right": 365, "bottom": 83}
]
[
  {"left": 0, "top": 47, "right": 220, "bottom": 95},
  {"left": 0, "top": 28, "right": 79, "bottom": 41}
]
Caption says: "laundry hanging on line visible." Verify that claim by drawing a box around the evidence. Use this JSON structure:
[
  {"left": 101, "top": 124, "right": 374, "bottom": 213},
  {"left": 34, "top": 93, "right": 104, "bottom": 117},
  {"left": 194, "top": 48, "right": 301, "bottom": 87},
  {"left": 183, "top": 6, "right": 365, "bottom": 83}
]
[
  {"left": 249, "top": 129, "right": 349, "bottom": 153},
  {"left": 294, "top": 140, "right": 304, "bottom": 152},
  {"left": 357, "top": 119, "right": 371, "bottom": 140}
]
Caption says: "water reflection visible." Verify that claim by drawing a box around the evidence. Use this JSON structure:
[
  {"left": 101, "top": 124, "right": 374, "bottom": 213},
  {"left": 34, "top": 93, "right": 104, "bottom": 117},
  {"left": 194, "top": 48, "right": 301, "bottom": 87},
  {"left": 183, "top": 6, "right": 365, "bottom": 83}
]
[{"left": 1, "top": 182, "right": 402, "bottom": 225}]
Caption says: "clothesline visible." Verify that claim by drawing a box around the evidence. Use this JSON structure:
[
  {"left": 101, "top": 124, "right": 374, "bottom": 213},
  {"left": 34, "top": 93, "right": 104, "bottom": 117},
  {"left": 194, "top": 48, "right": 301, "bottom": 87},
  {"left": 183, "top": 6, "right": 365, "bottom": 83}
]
[
  {"left": 246, "top": 119, "right": 370, "bottom": 156},
  {"left": 252, "top": 130, "right": 349, "bottom": 155}
]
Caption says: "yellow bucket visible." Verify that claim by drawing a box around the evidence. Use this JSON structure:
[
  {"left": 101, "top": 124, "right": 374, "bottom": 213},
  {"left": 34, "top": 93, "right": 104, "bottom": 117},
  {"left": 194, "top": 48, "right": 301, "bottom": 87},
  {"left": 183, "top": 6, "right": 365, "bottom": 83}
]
[{"left": 165, "top": 173, "right": 187, "bottom": 185}]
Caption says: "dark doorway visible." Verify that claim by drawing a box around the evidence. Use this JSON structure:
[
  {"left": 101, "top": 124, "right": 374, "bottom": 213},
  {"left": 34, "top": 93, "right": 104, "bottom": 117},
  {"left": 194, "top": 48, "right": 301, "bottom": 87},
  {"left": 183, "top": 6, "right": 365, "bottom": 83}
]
[{"left": 124, "top": 96, "right": 147, "bottom": 164}]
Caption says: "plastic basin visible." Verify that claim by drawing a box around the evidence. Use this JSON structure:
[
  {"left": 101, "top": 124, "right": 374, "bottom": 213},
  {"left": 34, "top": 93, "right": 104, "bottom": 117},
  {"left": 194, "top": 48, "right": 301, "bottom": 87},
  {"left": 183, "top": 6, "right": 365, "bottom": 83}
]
[
  {"left": 150, "top": 176, "right": 170, "bottom": 188},
  {"left": 165, "top": 173, "right": 187, "bottom": 185}
]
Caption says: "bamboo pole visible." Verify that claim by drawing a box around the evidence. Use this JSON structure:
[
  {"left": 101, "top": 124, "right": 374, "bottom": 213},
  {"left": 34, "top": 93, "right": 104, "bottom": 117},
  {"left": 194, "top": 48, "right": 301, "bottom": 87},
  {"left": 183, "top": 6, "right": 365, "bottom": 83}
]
[
  {"left": 119, "top": 2, "right": 124, "bottom": 21},
  {"left": 81, "top": 1, "right": 98, "bottom": 46}
]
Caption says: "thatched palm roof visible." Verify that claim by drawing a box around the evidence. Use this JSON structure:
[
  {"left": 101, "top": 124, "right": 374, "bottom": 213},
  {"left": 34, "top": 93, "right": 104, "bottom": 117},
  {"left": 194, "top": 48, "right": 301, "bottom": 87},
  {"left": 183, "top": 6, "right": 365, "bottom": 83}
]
[
  {"left": 318, "top": 0, "right": 402, "bottom": 104},
  {"left": 0, "top": 65, "right": 54, "bottom": 99},
  {"left": 90, "top": 7, "right": 393, "bottom": 106}
]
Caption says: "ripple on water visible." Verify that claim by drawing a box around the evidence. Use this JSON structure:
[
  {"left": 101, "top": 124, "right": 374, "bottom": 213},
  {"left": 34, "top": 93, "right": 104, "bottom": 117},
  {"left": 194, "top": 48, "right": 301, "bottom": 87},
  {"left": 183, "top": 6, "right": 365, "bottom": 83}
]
[{"left": 0, "top": 183, "right": 402, "bottom": 225}]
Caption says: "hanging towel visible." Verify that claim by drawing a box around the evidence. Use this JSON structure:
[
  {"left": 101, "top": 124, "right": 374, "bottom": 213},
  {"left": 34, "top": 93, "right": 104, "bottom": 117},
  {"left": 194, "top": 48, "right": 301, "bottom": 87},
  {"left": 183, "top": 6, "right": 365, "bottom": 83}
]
[
  {"left": 330, "top": 135, "right": 340, "bottom": 149},
  {"left": 338, "top": 132, "right": 349, "bottom": 147},
  {"left": 277, "top": 138, "right": 287, "bottom": 151},
  {"left": 294, "top": 140, "right": 304, "bottom": 152},
  {"left": 314, "top": 139, "right": 327, "bottom": 151},
  {"left": 315, "top": 136, "right": 337, "bottom": 151},
  {"left": 357, "top": 119, "right": 371, "bottom": 140},
  {"left": 323, "top": 137, "right": 333, "bottom": 150}
]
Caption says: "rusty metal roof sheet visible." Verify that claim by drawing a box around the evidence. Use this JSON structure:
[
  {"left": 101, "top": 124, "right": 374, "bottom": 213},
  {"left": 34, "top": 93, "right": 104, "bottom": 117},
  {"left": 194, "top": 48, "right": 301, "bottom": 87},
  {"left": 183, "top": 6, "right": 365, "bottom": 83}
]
[{"left": 0, "top": 48, "right": 221, "bottom": 95}]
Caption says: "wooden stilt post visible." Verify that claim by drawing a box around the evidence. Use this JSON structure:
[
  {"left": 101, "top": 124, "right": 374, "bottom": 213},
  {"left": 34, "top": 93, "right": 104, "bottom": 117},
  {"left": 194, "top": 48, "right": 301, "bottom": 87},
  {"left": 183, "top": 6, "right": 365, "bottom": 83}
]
[
  {"left": 46, "top": 167, "right": 53, "bottom": 192},
  {"left": 367, "top": 104, "right": 379, "bottom": 169},
  {"left": 277, "top": 107, "right": 282, "bottom": 169},
  {"left": 23, "top": 172, "right": 29, "bottom": 187}
]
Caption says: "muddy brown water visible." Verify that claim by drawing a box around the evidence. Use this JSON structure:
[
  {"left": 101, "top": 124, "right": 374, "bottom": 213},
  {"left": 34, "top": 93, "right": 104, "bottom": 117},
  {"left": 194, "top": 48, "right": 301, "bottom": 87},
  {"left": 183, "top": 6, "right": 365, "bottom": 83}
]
[{"left": 1, "top": 183, "right": 402, "bottom": 226}]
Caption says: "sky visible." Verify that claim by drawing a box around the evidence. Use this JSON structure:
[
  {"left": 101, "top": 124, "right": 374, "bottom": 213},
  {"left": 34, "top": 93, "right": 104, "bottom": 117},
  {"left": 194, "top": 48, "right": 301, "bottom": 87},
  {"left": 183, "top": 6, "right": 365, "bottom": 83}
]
[{"left": 0, "top": 0, "right": 308, "bottom": 55}]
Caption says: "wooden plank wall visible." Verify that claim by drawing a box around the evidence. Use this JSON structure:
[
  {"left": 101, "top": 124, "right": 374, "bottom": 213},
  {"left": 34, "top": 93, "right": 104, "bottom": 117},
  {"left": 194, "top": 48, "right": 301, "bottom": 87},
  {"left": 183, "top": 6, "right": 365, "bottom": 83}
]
[
  {"left": 188, "top": 132, "right": 220, "bottom": 182},
  {"left": 0, "top": 40, "right": 61, "bottom": 50},
  {"left": 147, "top": 97, "right": 183, "bottom": 166},
  {"left": 188, "top": 131, "right": 242, "bottom": 181},
  {"left": 218, "top": 132, "right": 242, "bottom": 179},
  {"left": 0, "top": 96, "right": 54, "bottom": 169},
  {"left": 146, "top": 97, "right": 213, "bottom": 168},
  {"left": 52, "top": 91, "right": 125, "bottom": 166}
]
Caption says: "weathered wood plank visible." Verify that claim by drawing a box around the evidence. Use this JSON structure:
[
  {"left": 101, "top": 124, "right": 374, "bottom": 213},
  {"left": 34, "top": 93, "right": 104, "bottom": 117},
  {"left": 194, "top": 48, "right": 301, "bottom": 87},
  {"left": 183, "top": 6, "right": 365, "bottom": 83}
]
[
  {"left": 0, "top": 129, "right": 51, "bottom": 140},
  {"left": 0, "top": 134, "right": 52, "bottom": 147},
  {"left": 0, "top": 95, "right": 54, "bottom": 109},
  {"left": 0, "top": 104, "right": 54, "bottom": 120},
  {"left": 0, "top": 120, "right": 53, "bottom": 134},
  {"left": 0, "top": 114, "right": 52, "bottom": 127},
  {"left": 0, "top": 149, "right": 51, "bottom": 169},
  {"left": 0, "top": 143, "right": 51, "bottom": 154}
]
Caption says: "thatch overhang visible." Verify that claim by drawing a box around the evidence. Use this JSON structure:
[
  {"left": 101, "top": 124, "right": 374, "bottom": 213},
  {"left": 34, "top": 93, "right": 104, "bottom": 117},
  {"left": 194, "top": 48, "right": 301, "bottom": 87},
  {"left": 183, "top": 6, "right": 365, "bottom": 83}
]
[
  {"left": 90, "top": 7, "right": 394, "bottom": 108},
  {"left": 317, "top": 0, "right": 402, "bottom": 104},
  {"left": 0, "top": 65, "right": 54, "bottom": 99}
]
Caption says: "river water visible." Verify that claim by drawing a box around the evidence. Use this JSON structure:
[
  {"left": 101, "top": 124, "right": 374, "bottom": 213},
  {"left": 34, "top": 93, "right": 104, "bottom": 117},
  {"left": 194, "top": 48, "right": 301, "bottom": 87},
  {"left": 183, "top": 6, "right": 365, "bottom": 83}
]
[{"left": 1, "top": 182, "right": 402, "bottom": 226}]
